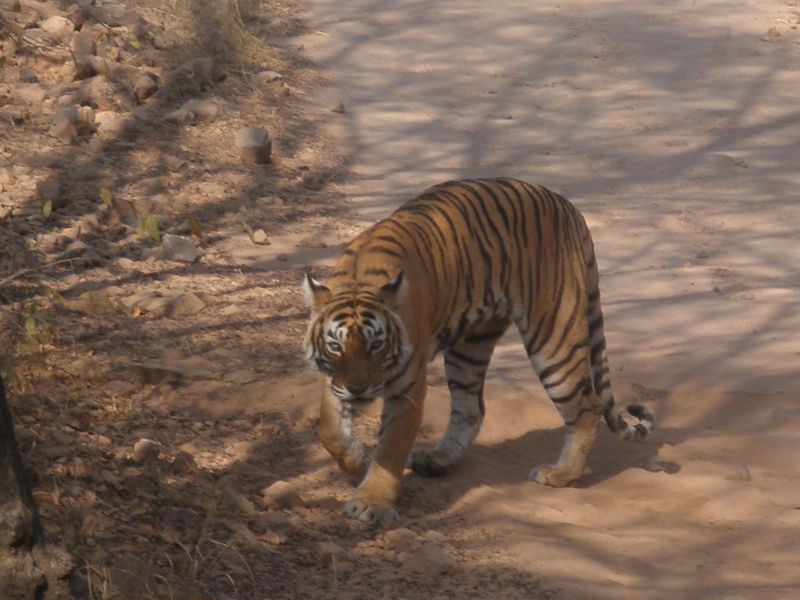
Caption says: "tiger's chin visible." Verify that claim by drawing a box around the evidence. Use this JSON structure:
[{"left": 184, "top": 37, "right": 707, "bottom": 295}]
[{"left": 343, "top": 395, "right": 378, "bottom": 406}]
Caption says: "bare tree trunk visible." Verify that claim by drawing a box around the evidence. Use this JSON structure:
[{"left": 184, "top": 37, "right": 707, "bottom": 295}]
[{"left": 0, "top": 377, "right": 72, "bottom": 599}]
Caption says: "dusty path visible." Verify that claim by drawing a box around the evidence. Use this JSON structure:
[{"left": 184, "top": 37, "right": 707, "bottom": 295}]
[{"left": 289, "top": 1, "right": 800, "bottom": 598}]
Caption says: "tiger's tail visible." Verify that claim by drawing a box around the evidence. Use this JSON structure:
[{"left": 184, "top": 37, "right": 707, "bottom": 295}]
[{"left": 584, "top": 234, "right": 655, "bottom": 442}]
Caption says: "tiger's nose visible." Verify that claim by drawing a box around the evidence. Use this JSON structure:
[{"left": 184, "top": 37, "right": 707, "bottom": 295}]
[{"left": 346, "top": 383, "right": 369, "bottom": 396}]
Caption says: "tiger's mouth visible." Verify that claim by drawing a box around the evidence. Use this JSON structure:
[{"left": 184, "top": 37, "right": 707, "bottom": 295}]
[{"left": 343, "top": 395, "right": 378, "bottom": 406}]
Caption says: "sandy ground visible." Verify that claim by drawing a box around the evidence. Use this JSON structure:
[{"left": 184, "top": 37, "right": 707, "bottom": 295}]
[
  {"left": 2, "top": 0, "right": 799, "bottom": 598},
  {"left": 285, "top": 0, "right": 800, "bottom": 598}
]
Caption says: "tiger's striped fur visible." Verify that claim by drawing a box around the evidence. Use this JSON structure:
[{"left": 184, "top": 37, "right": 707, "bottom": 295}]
[{"left": 303, "top": 178, "right": 654, "bottom": 526}]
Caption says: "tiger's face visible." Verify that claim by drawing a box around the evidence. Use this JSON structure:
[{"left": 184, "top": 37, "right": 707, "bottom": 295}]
[{"left": 303, "top": 273, "right": 410, "bottom": 403}]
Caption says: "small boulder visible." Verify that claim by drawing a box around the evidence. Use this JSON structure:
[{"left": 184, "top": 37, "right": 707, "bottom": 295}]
[
  {"left": 163, "top": 107, "right": 194, "bottom": 126},
  {"left": 262, "top": 480, "right": 305, "bottom": 509},
  {"left": 133, "top": 438, "right": 160, "bottom": 463},
  {"left": 384, "top": 528, "right": 418, "bottom": 553},
  {"left": 133, "top": 72, "right": 158, "bottom": 103},
  {"left": 235, "top": 127, "right": 271, "bottom": 164},
  {"left": 15, "top": 83, "right": 47, "bottom": 104},
  {"left": 70, "top": 30, "right": 96, "bottom": 57},
  {"left": 254, "top": 70, "right": 282, "bottom": 84},
  {"left": 182, "top": 98, "right": 218, "bottom": 121},
  {"left": 251, "top": 229, "right": 270, "bottom": 245},
  {"left": 19, "top": 68, "right": 38, "bottom": 83},
  {"left": 399, "top": 543, "right": 455, "bottom": 577},
  {"left": 160, "top": 234, "right": 199, "bottom": 262},
  {"left": 40, "top": 15, "right": 75, "bottom": 39},
  {"left": 35, "top": 179, "right": 60, "bottom": 203}
]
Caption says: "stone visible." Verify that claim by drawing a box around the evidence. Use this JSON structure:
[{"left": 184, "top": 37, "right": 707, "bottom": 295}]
[
  {"left": 128, "top": 358, "right": 216, "bottom": 384},
  {"left": 94, "top": 110, "right": 132, "bottom": 137},
  {"left": 133, "top": 438, "right": 160, "bottom": 463},
  {"left": 235, "top": 127, "right": 271, "bottom": 164},
  {"left": 251, "top": 229, "right": 270, "bottom": 245},
  {"left": 40, "top": 15, "right": 75, "bottom": 38},
  {"left": 63, "top": 240, "right": 89, "bottom": 257},
  {"left": 70, "top": 30, "right": 96, "bottom": 57},
  {"left": 262, "top": 481, "right": 305, "bottom": 510},
  {"left": 49, "top": 105, "right": 94, "bottom": 143},
  {"left": 399, "top": 543, "right": 454, "bottom": 576},
  {"left": 315, "top": 542, "right": 346, "bottom": 566},
  {"left": 421, "top": 530, "right": 447, "bottom": 544},
  {"left": 160, "top": 234, "right": 199, "bottom": 262},
  {"left": 252, "top": 510, "right": 291, "bottom": 532},
  {"left": 19, "top": 68, "right": 38, "bottom": 83},
  {"left": 132, "top": 72, "right": 158, "bottom": 103},
  {"left": 254, "top": 70, "right": 282, "bottom": 84},
  {"left": 163, "top": 107, "right": 194, "bottom": 125},
  {"left": 15, "top": 83, "right": 47, "bottom": 103},
  {"left": 169, "top": 58, "right": 225, "bottom": 95},
  {"left": 163, "top": 292, "right": 206, "bottom": 317},
  {"left": 34, "top": 179, "right": 60, "bottom": 202},
  {"left": 182, "top": 98, "right": 218, "bottom": 121},
  {"left": 384, "top": 528, "right": 418, "bottom": 553}
]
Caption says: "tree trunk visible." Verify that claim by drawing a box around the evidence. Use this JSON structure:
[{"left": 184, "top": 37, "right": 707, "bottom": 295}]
[{"left": 0, "top": 377, "right": 72, "bottom": 599}]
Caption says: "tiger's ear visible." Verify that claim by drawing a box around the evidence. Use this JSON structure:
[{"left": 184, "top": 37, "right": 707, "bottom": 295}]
[
  {"left": 379, "top": 271, "right": 406, "bottom": 305},
  {"left": 303, "top": 272, "right": 331, "bottom": 313}
]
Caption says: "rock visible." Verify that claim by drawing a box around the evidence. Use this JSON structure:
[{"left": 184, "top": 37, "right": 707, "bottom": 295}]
[
  {"left": 15, "top": 83, "right": 47, "bottom": 103},
  {"left": 63, "top": 240, "right": 89, "bottom": 257},
  {"left": 49, "top": 105, "right": 94, "bottom": 143},
  {"left": 170, "top": 451, "right": 197, "bottom": 473},
  {"left": 160, "top": 234, "right": 199, "bottom": 262},
  {"left": 331, "top": 102, "right": 346, "bottom": 114},
  {"left": 220, "top": 486, "right": 258, "bottom": 517},
  {"left": 133, "top": 438, "right": 160, "bottom": 463},
  {"left": 254, "top": 70, "right": 282, "bottom": 84},
  {"left": 421, "top": 530, "right": 447, "bottom": 544},
  {"left": 384, "top": 528, "right": 418, "bottom": 553},
  {"left": 65, "top": 3, "right": 88, "bottom": 29},
  {"left": 252, "top": 511, "right": 291, "bottom": 532},
  {"left": 94, "top": 110, "right": 132, "bottom": 137},
  {"left": 169, "top": 58, "right": 225, "bottom": 95},
  {"left": 85, "top": 76, "right": 135, "bottom": 110},
  {"left": 129, "top": 358, "right": 216, "bottom": 384},
  {"left": 399, "top": 543, "right": 454, "bottom": 576},
  {"left": 70, "top": 30, "right": 96, "bottom": 57},
  {"left": 164, "top": 292, "right": 206, "bottom": 317},
  {"left": 19, "top": 68, "right": 38, "bottom": 83},
  {"left": 132, "top": 72, "right": 158, "bottom": 103},
  {"left": 163, "top": 107, "right": 194, "bottom": 125},
  {"left": 262, "top": 481, "right": 305, "bottom": 510},
  {"left": 40, "top": 15, "right": 75, "bottom": 38},
  {"left": 315, "top": 542, "right": 346, "bottom": 566},
  {"left": 66, "top": 290, "right": 117, "bottom": 316},
  {"left": 251, "top": 229, "right": 270, "bottom": 245},
  {"left": 301, "top": 171, "right": 325, "bottom": 190},
  {"left": 182, "top": 98, "right": 218, "bottom": 121},
  {"left": 34, "top": 179, "right": 60, "bottom": 202},
  {"left": 235, "top": 127, "right": 271, "bottom": 164}
]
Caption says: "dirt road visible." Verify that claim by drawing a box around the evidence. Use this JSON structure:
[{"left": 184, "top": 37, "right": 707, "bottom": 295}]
[{"left": 288, "top": 1, "right": 800, "bottom": 597}]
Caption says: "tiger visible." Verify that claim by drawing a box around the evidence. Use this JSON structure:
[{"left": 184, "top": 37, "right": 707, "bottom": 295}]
[{"left": 303, "top": 177, "right": 654, "bottom": 527}]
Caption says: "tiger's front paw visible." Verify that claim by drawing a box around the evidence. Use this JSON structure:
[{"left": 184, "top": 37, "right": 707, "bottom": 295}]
[
  {"left": 410, "top": 449, "right": 448, "bottom": 478},
  {"left": 342, "top": 497, "right": 398, "bottom": 528},
  {"left": 529, "top": 464, "right": 582, "bottom": 488}
]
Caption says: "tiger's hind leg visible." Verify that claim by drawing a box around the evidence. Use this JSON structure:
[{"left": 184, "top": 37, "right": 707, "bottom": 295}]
[
  {"left": 411, "top": 317, "right": 509, "bottom": 477},
  {"left": 524, "top": 329, "right": 603, "bottom": 488}
]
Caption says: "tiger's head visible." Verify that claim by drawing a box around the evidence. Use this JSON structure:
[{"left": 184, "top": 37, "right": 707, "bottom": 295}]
[{"left": 303, "top": 272, "right": 411, "bottom": 404}]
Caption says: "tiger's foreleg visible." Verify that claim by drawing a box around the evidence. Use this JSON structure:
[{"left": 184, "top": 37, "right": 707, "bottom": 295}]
[
  {"left": 529, "top": 406, "right": 601, "bottom": 487},
  {"left": 318, "top": 380, "right": 368, "bottom": 480},
  {"left": 411, "top": 319, "right": 508, "bottom": 476},
  {"left": 343, "top": 364, "right": 426, "bottom": 527}
]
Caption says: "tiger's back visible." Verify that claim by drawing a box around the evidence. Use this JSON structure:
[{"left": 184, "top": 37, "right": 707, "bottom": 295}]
[{"left": 304, "top": 177, "right": 653, "bottom": 526}]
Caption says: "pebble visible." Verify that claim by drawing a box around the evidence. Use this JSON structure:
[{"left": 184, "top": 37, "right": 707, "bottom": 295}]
[
  {"left": 262, "top": 480, "right": 306, "bottom": 509},
  {"left": 15, "top": 83, "right": 47, "bottom": 103},
  {"left": 35, "top": 179, "right": 60, "bottom": 202},
  {"left": 128, "top": 358, "right": 215, "bottom": 384},
  {"left": 69, "top": 30, "right": 96, "bottom": 56},
  {"left": 49, "top": 105, "right": 95, "bottom": 144},
  {"left": 160, "top": 234, "right": 199, "bottom": 262},
  {"left": 40, "top": 15, "right": 75, "bottom": 39},
  {"left": 164, "top": 107, "right": 194, "bottom": 126},
  {"left": 384, "top": 528, "right": 417, "bottom": 553},
  {"left": 182, "top": 98, "right": 218, "bottom": 121},
  {"left": 235, "top": 127, "right": 271, "bottom": 164},
  {"left": 132, "top": 72, "right": 158, "bottom": 103},
  {"left": 19, "top": 67, "right": 38, "bottom": 83},
  {"left": 254, "top": 70, "right": 282, "bottom": 84},
  {"left": 399, "top": 543, "right": 454, "bottom": 576},
  {"left": 315, "top": 541, "right": 346, "bottom": 566},
  {"left": 133, "top": 438, "right": 160, "bottom": 463},
  {"left": 251, "top": 229, "right": 270, "bottom": 245}
]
